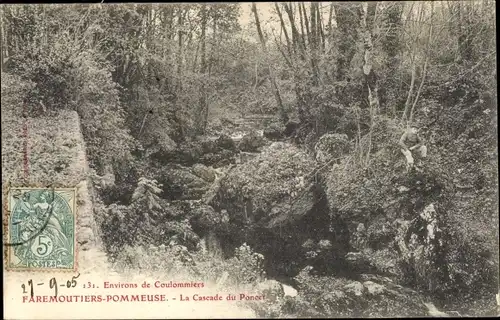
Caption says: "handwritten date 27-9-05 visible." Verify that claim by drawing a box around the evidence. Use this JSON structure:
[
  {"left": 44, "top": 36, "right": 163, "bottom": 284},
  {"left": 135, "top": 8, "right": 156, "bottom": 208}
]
[{"left": 21, "top": 273, "right": 80, "bottom": 297}]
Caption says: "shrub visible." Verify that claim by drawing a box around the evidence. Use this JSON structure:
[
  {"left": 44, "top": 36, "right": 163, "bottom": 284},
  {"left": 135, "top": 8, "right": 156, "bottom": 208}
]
[
  {"left": 9, "top": 29, "right": 133, "bottom": 173},
  {"left": 99, "top": 177, "right": 200, "bottom": 257},
  {"left": 0, "top": 72, "right": 35, "bottom": 116},
  {"left": 111, "top": 241, "right": 267, "bottom": 290}
]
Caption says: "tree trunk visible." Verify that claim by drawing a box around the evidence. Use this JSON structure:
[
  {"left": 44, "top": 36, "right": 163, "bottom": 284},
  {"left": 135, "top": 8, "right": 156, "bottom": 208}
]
[
  {"left": 334, "top": 3, "right": 363, "bottom": 81},
  {"left": 301, "top": 3, "right": 311, "bottom": 46},
  {"left": 363, "top": 2, "right": 380, "bottom": 112},
  {"left": 382, "top": 2, "right": 404, "bottom": 71},
  {"left": 283, "top": 3, "right": 306, "bottom": 61},
  {"left": 381, "top": 2, "right": 404, "bottom": 116},
  {"left": 409, "top": 2, "right": 434, "bottom": 125},
  {"left": 362, "top": 2, "right": 380, "bottom": 166},
  {"left": 317, "top": 4, "right": 326, "bottom": 53},
  {"left": 457, "top": 2, "right": 474, "bottom": 64},
  {"left": 251, "top": 3, "right": 288, "bottom": 124},
  {"left": 328, "top": 3, "right": 334, "bottom": 39},
  {"left": 282, "top": 3, "right": 310, "bottom": 124},
  {"left": 196, "top": 3, "right": 208, "bottom": 135},
  {"left": 0, "top": 7, "right": 5, "bottom": 73},
  {"left": 310, "top": 2, "right": 319, "bottom": 86},
  {"left": 402, "top": 3, "right": 425, "bottom": 122},
  {"left": 208, "top": 8, "right": 217, "bottom": 76},
  {"left": 275, "top": 3, "right": 293, "bottom": 60},
  {"left": 174, "top": 7, "right": 185, "bottom": 140}
]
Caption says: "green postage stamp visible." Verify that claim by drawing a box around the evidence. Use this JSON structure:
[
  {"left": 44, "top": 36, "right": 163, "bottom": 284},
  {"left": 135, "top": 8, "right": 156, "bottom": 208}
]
[{"left": 5, "top": 188, "right": 77, "bottom": 271}]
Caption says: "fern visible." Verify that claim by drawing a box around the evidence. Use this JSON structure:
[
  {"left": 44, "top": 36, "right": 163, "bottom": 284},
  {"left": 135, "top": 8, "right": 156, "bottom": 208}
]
[{"left": 131, "top": 177, "right": 163, "bottom": 211}]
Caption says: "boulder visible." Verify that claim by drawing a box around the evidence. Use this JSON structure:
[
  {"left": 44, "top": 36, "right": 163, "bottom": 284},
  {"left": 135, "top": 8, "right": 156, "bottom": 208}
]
[
  {"left": 216, "top": 134, "right": 237, "bottom": 151},
  {"left": 282, "top": 284, "right": 298, "bottom": 297},
  {"left": 283, "top": 120, "right": 300, "bottom": 137},
  {"left": 200, "top": 149, "right": 236, "bottom": 168},
  {"left": 394, "top": 203, "right": 446, "bottom": 292},
  {"left": 192, "top": 163, "right": 216, "bottom": 182},
  {"left": 209, "top": 142, "right": 347, "bottom": 276},
  {"left": 314, "top": 133, "right": 351, "bottom": 163},
  {"left": 366, "top": 218, "right": 396, "bottom": 250},
  {"left": 291, "top": 269, "right": 429, "bottom": 318},
  {"left": 201, "top": 139, "right": 219, "bottom": 154},
  {"left": 343, "top": 281, "right": 365, "bottom": 296},
  {"left": 155, "top": 135, "right": 237, "bottom": 167},
  {"left": 263, "top": 123, "right": 285, "bottom": 140},
  {"left": 325, "top": 141, "right": 460, "bottom": 288},
  {"left": 318, "top": 239, "right": 332, "bottom": 250},
  {"left": 256, "top": 280, "right": 285, "bottom": 302},
  {"left": 152, "top": 141, "right": 203, "bottom": 165},
  {"left": 157, "top": 166, "right": 210, "bottom": 200},
  {"left": 301, "top": 239, "right": 315, "bottom": 250},
  {"left": 363, "top": 281, "right": 386, "bottom": 295},
  {"left": 189, "top": 203, "right": 230, "bottom": 232},
  {"left": 342, "top": 202, "right": 447, "bottom": 290},
  {"left": 238, "top": 131, "right": 266, "bottom": 152},
  {"left": 239, "top": 152, "right": 259, "bottom": 164},
  {"left": 210, "top": 142, "right": 315, "bottom": 216}
]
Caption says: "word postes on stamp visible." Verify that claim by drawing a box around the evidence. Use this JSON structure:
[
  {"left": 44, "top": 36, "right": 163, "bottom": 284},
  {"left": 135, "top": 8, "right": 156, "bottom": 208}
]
[{"left": 6, "top": 188, "right": 77, "bottom": 271}]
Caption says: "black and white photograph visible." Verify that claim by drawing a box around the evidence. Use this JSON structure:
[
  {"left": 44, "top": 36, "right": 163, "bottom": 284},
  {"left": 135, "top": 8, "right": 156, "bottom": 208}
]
[{"left": 1, "top": 2, "right": 498, "bottom": 319}]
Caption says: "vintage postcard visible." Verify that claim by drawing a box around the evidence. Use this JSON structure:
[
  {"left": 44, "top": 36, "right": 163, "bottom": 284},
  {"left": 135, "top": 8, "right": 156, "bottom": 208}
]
[{"left": 2, "top": 2, "right": 498, "bottom": 319}]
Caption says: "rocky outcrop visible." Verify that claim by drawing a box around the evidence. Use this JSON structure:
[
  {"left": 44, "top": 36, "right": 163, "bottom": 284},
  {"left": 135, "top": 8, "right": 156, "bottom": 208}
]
[
  {"left": 238, "top": 131, "right": 266, "bottom": 152},
  {"left": 343, "top": 202, "right": 447, "bottom": 291},
  {"left": 200, "top": 149, "right": 236, "bottom": 168},
  {"left": 192, "top": 163, "right": 216, "bottom": 182},
  {"left": 216, "top": 134, "right": 237, "bottom": 151},
  {"left": 394, "top": 203, "right": 446, "bottom": 291},
  {"left": 237, "top": 152, "right": 260, "bottom": 164},
  {"left": 151, "top": 134, "right": 237, "bottom": 168},
  {"left": 263, "top": 123, "right": 285, "bottom": 140},
  {"left": 323, "top": 128, "right": 499, "bottom": 315},
  {"left": 157, "top": 165, "right": 210, "bottom": 201},
  {"left": 287, "top": 267, "right": 429, "bottom": 318},
  {"left": 208, "top": 142, "right": 349, "bottom": 276},
  {"left": 256, "top": 279, "right": 286, "bottom": 302},
  {"left": 328, "top": 156, "right": 452, "bottom": 288}
]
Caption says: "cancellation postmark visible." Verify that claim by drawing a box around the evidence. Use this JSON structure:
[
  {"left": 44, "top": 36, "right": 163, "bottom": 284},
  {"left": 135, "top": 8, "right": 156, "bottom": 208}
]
[{"left": 5, "top": 187, "right": 77, "bottom": 271}]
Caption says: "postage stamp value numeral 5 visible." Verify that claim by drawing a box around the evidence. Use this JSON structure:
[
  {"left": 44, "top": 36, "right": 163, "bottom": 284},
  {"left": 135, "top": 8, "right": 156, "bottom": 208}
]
[{"left": 5, "top": 188, "right": 77, "bottom": 271}]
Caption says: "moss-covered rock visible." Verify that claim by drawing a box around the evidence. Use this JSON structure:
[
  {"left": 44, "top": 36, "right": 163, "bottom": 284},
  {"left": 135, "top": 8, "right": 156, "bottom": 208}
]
[
  {"left": 192, "top": 163, "right": 216, "bottom": 182},
  {"left": 325, "top": 115, "right": 498, "bottom": 313},
  {"left": 157, "top": 165, "right": 210, "bottom": 200},
  {"left": 216, "top": 134, "right": 237, "bottom": 151},
  {"left": 263, "top": 123, "right": 285, "bottom": 140},
  {"left": 209, "top": 142, "right": 348, "bottom": 276},
  {"left": 237, "top": 131, "right": 266, "bottom": 152},
  {"left": 289, "top": 267, "right": 429, "bottom": 317},
  {"left": 314, "top": 133, "right": 351, "bottom": 163},
  {"left": 200, "top": 149, "right": 236, "bottom": 168}
]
